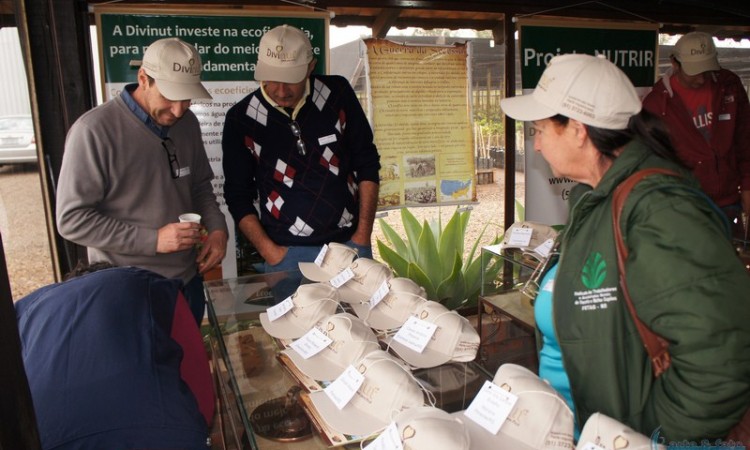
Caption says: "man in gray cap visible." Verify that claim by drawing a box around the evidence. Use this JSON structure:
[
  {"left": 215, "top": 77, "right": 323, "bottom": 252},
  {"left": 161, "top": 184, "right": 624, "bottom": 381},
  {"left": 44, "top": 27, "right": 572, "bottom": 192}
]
[
  {"left": 222, "top": 24, "right": 380, "bottom": 274},
  {"left": 643, "top": 31, "right": 750, "bottom": 229},
  {"left": 57, "top": 37, "right": 228, "bottom": 325}
]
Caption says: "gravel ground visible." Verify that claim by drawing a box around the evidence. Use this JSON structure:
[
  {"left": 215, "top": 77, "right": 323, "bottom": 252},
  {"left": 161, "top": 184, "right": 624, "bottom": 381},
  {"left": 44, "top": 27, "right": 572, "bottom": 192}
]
[{"left": 0, "top": 164, "right": 524, "bottom": 301}]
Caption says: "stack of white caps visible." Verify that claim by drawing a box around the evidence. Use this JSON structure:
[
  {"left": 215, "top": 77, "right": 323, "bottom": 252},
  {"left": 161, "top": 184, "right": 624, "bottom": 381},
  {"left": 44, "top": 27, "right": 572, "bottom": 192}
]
[
  {"left": 309, "top": 350, "right": 425, "bottom": 436},
  {"left": 299, "top": 243, "right": 358, "bottom": 282},
  {"left": 576, "top": 413, "right": 663, "bottom": 450},
  {"left": 281, "top": 313, "right": 380, "bottom": 382},
  {"left": 353, "top": 278, "right": 427, "bottom": 332},
  {"left": 455, "top": 364, "right": 575, "bottom": 450},
  {"left": 259, "top": 283, "right": 340, "bottom": 339},
  {"left": 337, "top": 258, "right": 394, "bottom": 305},
  {"left": 388, "top": 300, "right": 480, "bottom": 368},
  {"left": 391, "top": 406, "right": 471, "bottom": 449}
]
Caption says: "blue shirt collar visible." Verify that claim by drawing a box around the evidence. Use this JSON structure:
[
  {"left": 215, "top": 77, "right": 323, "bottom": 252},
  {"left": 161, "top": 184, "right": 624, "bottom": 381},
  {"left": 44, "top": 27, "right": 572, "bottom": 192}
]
[{"left": 121, "top": 83, "right": 170, "bottom": 139}]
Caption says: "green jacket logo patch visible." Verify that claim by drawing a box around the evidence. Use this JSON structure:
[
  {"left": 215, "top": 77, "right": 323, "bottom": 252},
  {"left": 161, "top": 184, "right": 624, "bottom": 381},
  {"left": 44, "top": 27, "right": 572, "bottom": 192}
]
[{"left": 581, "top": 252, "right": 607, "bottom": 289}]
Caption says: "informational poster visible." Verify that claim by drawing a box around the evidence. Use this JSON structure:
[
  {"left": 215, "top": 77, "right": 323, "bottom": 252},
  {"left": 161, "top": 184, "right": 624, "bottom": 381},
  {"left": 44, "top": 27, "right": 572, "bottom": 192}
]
[
  {"left": 94, "top": 6, "right": 329, "bottom": 278},
  {"left": 365, "top": 39, "right": 475, "bottom": 209},
  {"left": 517, "top": 19, "right": 658, "bottom": 226}
]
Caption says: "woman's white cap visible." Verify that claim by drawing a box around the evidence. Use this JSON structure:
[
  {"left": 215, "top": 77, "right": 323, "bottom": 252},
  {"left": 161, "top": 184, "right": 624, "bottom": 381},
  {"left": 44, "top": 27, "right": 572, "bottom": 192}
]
[{"left": 500, "top": 53, "right": 641, "bottom": 130}]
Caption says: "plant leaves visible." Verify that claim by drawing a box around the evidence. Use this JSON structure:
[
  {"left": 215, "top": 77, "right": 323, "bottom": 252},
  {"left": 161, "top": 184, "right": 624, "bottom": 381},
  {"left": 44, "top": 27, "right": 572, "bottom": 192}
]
[
  {"left": 376, "top": 240, "right": 409, "bottom": 277},
  {"left": 438, "top": 210, "right": 464, "bottom": 279},
  {"left": 401, "top": 208, "right": 422, "bottom": 260},
  {"left": 377, "top": 218, "right": 408, "bottom": 256},
  {"left": 436, "top": 252, "right": 466, "bottom": 309},
  {"left": 407, "top": 262, "right": 436, "bottom": 300},
  {"left": 416, "top": 222, "right": 442, "bottom": 285}
]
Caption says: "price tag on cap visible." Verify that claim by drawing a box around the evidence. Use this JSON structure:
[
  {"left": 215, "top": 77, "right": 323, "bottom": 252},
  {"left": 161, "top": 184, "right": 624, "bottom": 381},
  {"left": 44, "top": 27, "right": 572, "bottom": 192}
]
[
  {"left": 314, "top": 244, "right": 329, "bottom": 267},
  {"left": 368, "top": 280, "right": 390, "bottom": 310},
  {"left": 289, "top": 327, "right": 332, "bottom": 360},
  {"left": 364, "top": 422, "right": 403, "bottom": 450},
  {"left": 463, "top": 380, "right": 519, "bottom": 434},
  {"left": 392, "top": 315, "right": 437, "bottom": 353},
  {"left": 266, "top": 296, "right": 294, "bottom": 322},
  {"left": 329, "top": 267, "right": 355, "bottom": 288},
  {"left": 534, "top": 238, "right": 555, "bottom": 258},
  {"left": 507, "top": 227, "right": 533, "bottom": 247},
  {"left": 324, "top": 365, "right": 365, "bottom": 410}
]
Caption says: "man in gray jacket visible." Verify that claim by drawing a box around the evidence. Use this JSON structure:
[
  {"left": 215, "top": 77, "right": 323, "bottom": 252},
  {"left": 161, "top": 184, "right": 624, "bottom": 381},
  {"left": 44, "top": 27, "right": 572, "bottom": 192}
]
[{"left": 56, "top": 37, "right": 227, "bottom": 325}]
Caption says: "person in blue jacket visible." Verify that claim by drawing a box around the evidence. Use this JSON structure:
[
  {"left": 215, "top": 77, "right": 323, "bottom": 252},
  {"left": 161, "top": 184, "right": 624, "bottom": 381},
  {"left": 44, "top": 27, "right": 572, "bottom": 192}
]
[{"left": 15, "top": 264, "right": 215, "bottom": 450}]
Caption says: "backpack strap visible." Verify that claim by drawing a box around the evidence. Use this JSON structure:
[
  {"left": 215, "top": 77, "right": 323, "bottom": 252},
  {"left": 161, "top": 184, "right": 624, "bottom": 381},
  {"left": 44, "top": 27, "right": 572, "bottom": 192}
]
[{"left": 611, "top": 168, "right": 680, "bottom": 377}]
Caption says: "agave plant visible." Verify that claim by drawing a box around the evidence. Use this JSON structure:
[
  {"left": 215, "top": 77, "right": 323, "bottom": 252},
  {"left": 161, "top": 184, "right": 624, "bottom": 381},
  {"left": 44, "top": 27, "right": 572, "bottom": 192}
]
[{"left": 376, "top": 207, "right": 503, "bottom": 310}]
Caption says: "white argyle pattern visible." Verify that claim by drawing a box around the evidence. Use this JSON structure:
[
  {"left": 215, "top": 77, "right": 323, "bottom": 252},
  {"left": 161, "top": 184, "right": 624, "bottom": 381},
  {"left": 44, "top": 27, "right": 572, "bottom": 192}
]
[
  {"left": 246, "top": 96, "right": 268, "bottom": 126},
  {"left": 289, "top": 217, "right": 314, "bottom": 237},
  {"left": 313, "top": 79, "right": 332, "bottom": 111},
  {"left": 338, "top": 208, "right": 353, "bottom": 228}
]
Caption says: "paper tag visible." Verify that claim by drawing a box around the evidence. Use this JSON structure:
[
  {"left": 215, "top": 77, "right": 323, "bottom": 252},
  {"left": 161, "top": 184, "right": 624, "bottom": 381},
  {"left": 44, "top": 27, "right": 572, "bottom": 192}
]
[
  {"left": 534, "top": 238, "right": 555, "bottom": 258},
  {"left": 318, "top": 134, "right": 338, "bottom": 145},
  {"left": 314, "top": 244, "right": 329, "bottom": 267},
  {"left": 507, "top": 227, "right": 533, "bottom": 247},
  {"left": 324, "top": 365, "right": 365, "bottom": 410},
  {"left": 368, "top": 280, "right": 390, "bottom": 309},
  {"left": 579, "top": 443, "right": 606, "bottom": 450},
  {"left": 329, "top": 267, "right": 355, "bottom": 288},
  {"left": 392, "top": 315, "right": 437, "bottom": 353},
  {"left": 542, "top": 278, "right": 555, "bottom": 292},
  {"left": 463, "top": 380, "right": 519, "bottom": 434},
  {"left": 289, "top": 327, "right": 333, "bottom": 359},
  {"left": 266, "top": 296, "right": 294, "bottom": 322},
  {"left": 363, "top": 422, "right": 403, "bottom": 450}
]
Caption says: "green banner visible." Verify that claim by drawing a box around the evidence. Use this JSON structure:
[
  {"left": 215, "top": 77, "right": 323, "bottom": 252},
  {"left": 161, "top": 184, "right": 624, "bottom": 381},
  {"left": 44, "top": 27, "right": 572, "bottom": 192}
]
[
  {"left": 519, "top": 24, "right": 658, "bottom": 88},
  {"left": 99, "top": 12, "right": 327, "bottom": 83}
]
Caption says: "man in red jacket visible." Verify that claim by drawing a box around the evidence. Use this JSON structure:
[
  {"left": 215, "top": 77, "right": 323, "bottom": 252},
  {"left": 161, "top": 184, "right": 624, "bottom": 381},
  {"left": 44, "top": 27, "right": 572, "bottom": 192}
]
[{"left": 642, "top": 32, "right": 750, "bottom": 234}]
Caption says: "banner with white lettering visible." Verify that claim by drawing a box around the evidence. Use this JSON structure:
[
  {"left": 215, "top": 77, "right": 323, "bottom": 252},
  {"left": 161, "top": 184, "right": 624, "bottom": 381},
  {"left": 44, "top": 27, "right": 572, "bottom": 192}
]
[
  {"left": 94, "top": 6, "right": 329, "bottom": 278},
  {"left": 517, "top": 19, "right": 658, "bottom": 226}
]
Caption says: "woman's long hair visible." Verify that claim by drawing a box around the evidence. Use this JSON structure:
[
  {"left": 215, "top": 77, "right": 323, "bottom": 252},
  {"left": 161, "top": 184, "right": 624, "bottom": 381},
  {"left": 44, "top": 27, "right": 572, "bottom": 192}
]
[{"left": 550, "top": 110, "right": 685, "bottom": 166}]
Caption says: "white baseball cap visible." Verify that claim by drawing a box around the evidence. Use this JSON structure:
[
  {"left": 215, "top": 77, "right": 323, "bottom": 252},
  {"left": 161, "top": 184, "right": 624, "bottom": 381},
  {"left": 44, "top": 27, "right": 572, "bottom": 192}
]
[
  {"left": 388, "top": 300, "right": 480, "bottom": 368},
  {"left": 351, "top": 278, "right": 428, "bottom": 331},
  {"left": 255, "top": 24, "right": 313, "bottom": 84},
  {"left": 308, "top": 350, "right": 425, "bottom": 436},
  {"left": 259, "top": 283, "right": 340, "bottom": 339},
  {"left": 392, "top": 406, "right": 471, "bottom": 450},
  {"left": 501, "top": 221, "right": 559, "bottom": 259},
  {"left": 281, "top": 313, "right": 380, "bottom": 382},
  {"left": 336, "top": 258, "right": 394, "bottom": 305},
  {"left": 138, "top": 38, "right": 212, "bottom": 101},
  {"left": 455, "top": 363, "right": 575, "bottom": 450},
  {"left": 576, "top": 413, "right": 663, "bottom": 450},
  {"left": 299, "top": 243, "right": 358, "bottom": 283},
  {"left": 500, "top": 53, "right": 641, "bottom": 130},
  {"left": 673, "top": 32, "right": 720, "bottom": 76}
]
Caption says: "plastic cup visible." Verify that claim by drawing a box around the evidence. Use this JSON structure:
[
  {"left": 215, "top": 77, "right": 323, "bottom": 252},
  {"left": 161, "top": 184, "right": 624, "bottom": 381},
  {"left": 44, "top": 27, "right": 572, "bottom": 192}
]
[{"left": 179, "top": 213, "right": 201, "bottom": 224}]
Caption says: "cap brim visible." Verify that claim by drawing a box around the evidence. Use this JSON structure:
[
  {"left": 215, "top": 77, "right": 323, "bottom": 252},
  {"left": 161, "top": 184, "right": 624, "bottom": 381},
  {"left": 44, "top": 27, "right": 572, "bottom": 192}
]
[
  {"left": 453, "top": 410, "right": 537, "bottom": 450},
  {"left": 259, "top": 311, "right": 312, "bottom": 339},
  {"left": 308, "top": 390, "right": 387, "bottom": 437},
  {"left": 388, "top": 337, "right": 452, "bottom": 369},
  {"left": 281, "top": 347, "right": 346, "bottom": 382},
  {"left": 500, "top": 93, "right": 558, "bottom": 122},
  {"left": 681, "top": 59, "right": 720, "bottom": 76},
  {"left": 298, "top": 262, "right": 336, "bottom": 282},
  {"left": 337, "top": 284, "right": 372, "bottom": 304},
  {"left": 254, "top": 61, "right": 309, "bottom": 84},
  {"left": 154, "top": 79, "right": 212, "bottom": 101}
]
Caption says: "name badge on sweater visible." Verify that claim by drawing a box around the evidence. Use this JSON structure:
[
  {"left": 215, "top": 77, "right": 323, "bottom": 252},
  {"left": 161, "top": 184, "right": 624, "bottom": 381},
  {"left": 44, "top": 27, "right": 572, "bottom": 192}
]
[
  {"left": 718, "top": 113, "right": 731, "bottom": 121},
  {"left": 177, "top": 166, "right": 191, "bottom": 178},
  {"left": 319, "top": 134, "right": 337, "bottom": 145}
]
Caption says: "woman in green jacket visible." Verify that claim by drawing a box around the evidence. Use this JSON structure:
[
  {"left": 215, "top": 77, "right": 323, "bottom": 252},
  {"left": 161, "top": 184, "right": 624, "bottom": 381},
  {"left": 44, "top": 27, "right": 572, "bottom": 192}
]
[{"left": 500, "top": 53, "right": 750, "bottom": 443}]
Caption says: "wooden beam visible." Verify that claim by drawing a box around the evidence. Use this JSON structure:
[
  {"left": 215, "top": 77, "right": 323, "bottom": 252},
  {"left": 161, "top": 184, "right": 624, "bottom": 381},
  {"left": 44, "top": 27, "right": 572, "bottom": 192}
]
[{"left": 372, "top": 8, "right": 402, "bottom": 38}]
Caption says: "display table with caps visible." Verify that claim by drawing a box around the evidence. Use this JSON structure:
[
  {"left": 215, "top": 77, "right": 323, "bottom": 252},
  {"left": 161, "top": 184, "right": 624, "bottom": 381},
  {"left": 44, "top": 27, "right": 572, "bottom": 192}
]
[{"left": 204, "top": 270, "right": 493, "bottom": 450}]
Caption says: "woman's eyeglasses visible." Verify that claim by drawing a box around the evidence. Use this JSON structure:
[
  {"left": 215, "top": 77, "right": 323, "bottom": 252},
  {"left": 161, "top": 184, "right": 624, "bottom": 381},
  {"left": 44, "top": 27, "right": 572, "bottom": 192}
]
[
  {"left": 162, "top": 138, "right": 180, "bottom": 179},
  {"left": 289, "top": 121, "right": 307, "bottom": 156}
]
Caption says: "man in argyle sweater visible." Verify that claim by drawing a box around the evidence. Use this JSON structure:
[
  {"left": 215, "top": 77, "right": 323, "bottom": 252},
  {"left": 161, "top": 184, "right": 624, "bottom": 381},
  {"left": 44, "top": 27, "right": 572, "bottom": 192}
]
[{"left": 222, "top": 25, "right": 380, "bottom": 274}]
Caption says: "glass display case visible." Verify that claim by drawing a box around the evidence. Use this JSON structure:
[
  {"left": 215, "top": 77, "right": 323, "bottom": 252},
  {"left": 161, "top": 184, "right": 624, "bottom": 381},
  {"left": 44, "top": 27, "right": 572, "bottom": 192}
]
[
  {"left": 204, "top": 270, "right": 492, "bottom": 450},
  {"left": 476, "top": 245, "right": 539, "bottom": 375}
]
